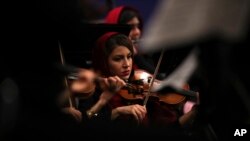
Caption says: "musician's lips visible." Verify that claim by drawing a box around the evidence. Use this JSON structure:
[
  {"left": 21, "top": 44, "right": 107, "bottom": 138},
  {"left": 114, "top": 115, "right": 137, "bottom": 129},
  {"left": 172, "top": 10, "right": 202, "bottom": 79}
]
[{"left": 121, "top": 70, "right": 130, "bottom": 76}]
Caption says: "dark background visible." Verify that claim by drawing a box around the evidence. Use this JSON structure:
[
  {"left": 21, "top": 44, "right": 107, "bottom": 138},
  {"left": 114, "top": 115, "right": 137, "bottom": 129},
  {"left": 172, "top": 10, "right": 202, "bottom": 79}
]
[{"left": 1, "top": 0, "right": 250, "bottom": 141}]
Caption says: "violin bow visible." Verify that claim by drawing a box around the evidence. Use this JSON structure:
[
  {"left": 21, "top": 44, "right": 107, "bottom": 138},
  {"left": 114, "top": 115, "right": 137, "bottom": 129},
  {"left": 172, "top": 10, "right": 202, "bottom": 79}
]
[
  {"left": 143, "top": 49, "right": 165, "bottom": 106},
  {"left": 58, "top": 41, "right": 73, "bottom": 107}
]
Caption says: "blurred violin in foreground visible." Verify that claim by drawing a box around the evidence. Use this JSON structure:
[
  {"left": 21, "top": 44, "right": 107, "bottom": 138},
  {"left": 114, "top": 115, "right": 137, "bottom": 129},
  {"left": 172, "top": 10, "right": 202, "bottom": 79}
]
[
  {"left": 68, "top": 68, "right": 126, "bottom": 99},
  {"left": 68, "top": 68, "right": 97, "bottom": 99}
]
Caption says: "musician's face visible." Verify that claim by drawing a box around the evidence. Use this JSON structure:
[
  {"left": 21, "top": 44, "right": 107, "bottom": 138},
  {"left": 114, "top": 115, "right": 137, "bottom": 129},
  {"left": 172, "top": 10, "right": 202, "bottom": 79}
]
[
  {"left": 108, "top": 46, "right": 133, "bottom": 80},
  {"left": 127, "top": 17, "right": 141, "bottom": 41}
]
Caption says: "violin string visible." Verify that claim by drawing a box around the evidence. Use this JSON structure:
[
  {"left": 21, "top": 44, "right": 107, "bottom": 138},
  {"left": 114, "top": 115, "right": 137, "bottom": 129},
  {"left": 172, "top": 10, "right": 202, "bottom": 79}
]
[{"left": 123, "top": 79, "right": 136, "bottom": 89}]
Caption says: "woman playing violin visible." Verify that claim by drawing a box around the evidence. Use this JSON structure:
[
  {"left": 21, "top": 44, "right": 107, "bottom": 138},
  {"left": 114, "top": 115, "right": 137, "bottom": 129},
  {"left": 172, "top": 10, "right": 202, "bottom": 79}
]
[
  {"left": 91, "top": 32, "right": 199, "bottom": 136},
  {"left": 92, "top": 32, "right": 147, "bottom": 126}
]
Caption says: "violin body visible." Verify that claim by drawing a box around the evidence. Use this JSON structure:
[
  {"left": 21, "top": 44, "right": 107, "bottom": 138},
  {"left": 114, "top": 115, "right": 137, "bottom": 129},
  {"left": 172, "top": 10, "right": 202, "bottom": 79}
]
[
  {"left": 118, "top": 69, "right": 188, "bottom": 105},
  {"left": 154, "top": 84, "right": 189, "bottom": 104},
  {"left": 69, "top": 68, "right": 191, "bottom": 105}
]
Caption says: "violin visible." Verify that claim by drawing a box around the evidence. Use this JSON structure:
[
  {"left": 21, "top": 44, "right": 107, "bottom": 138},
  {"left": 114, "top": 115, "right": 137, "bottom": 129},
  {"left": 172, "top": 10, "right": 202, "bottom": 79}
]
[
  {"left": 118, "top": 69, "right": 189, "bottom": 105},
  {"left": 69, "top": 68, "right": 129, "bottom": 99},
  {"left": 69, "top": 68, "right": 195, "bottom": 105},
  {"left": 69, "top": 68, "right": 97, "bottom": 99}
]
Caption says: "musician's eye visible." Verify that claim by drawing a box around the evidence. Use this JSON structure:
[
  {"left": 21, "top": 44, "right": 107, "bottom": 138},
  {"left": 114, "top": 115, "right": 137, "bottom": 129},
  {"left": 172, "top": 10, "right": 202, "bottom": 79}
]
[
  {"left": 112, "top": 56, "right": 122, "bottom": 62},
  {"left": 127, "top": 53, "right": 132, "bottom": 59}
]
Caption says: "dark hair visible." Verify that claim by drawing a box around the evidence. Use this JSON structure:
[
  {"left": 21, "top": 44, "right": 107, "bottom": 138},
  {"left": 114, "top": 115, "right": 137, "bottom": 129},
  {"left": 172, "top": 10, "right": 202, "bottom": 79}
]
[
  {"left": 104, "top": 33, "right": 134, "bottom": 57},
  {"left": 92, "top": 33, "right": 134, "bottom": 76},
  {"left": 119, "top": 7, "right": 143, "bottom": 31}
]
